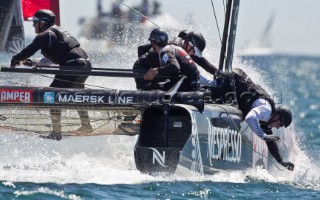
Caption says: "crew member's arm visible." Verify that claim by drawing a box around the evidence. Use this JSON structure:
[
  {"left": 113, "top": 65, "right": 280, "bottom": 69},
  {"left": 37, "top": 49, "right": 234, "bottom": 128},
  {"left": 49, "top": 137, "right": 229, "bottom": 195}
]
[
  {"left": 265, "top": 140, "right": 294, "bottom": 170},
  {"left": 11, "top": 32, "right": 52, "bottom": 67},
  {"left": 191, "top": 56, "right": 218, "bottom": 75},
  {"left": 138, "top": 43, "right": 153, "bottom": 57},
  {"left": 144, "top": 50, "right": 180, "bottom": 80},
  {"left": 245, "top": 103, "right": 272, "bottom": 139}
]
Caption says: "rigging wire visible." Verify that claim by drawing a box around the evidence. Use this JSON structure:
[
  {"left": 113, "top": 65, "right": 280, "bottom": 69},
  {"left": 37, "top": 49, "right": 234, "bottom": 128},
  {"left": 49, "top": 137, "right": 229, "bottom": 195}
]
[
  {"left": 117, "top": 0, "right": 160, "bottom": 28},
  {"left": 210, "top": 0, "right": 222, "bottom": 43}
]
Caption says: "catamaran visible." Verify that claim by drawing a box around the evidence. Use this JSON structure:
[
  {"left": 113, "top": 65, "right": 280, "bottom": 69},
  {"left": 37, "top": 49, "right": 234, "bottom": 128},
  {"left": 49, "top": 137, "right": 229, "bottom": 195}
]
[{"left": 0, "top": 0, "right": 295, "bottom": 175}]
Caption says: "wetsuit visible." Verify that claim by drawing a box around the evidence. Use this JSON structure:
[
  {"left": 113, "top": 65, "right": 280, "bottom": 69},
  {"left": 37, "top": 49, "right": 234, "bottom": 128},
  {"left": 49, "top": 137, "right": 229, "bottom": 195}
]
[
  {"left": 134, "top": 44, "right": 200, "bottom": 91},
  {"left": 138, "top": 38, "right": 218, "bottom": 75},
  {"left": 221, "top": 68, "right": 292, "bottom": 168},
  {"left": 11, "top": 25, "right": 92, "bottom": 138},
  {"left": 158, "top": 44, "right": 200, "bottom": 91},
  {"left": 12, "top": 25, "right": 92, "bottom": 88}
]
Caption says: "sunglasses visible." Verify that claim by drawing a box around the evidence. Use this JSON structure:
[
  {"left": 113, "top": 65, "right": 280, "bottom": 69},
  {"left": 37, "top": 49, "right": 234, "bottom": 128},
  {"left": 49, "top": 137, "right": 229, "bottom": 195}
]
[{"left": 279, "top": 118, "right": 284, "bottom": 127}]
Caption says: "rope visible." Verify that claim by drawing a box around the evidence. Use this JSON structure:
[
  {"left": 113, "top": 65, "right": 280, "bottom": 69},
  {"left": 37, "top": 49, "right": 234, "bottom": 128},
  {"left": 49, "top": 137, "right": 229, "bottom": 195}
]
[{"left": 117, "top": 0, "right": 160, "bottom": 28}]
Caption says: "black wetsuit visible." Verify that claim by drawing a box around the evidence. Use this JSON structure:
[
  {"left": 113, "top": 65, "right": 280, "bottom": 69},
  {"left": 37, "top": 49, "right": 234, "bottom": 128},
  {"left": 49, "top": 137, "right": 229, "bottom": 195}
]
[
  {"left": 218, "top": 68, "right": 287, "bottom": 165},
  {"left": 138, "top": 37, "right": 218, "bottom": 75},
  {"left": 12, "top": 25, "right": 92, "bottom": 88},
  {"left": 159, "top": 44, "right": 200, "bottom": 91},
  {"left": 11, "top": 25, "right": 92, "bottom": 135},
  {"left": 134, "top": 44, "right": 199, "bottom": 91}
]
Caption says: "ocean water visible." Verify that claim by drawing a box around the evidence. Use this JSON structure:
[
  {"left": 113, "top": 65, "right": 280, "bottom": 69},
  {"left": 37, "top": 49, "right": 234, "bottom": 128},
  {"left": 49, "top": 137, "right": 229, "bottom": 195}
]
[{"left": 0, "top": 51, "right": 320, "bottom": 199}]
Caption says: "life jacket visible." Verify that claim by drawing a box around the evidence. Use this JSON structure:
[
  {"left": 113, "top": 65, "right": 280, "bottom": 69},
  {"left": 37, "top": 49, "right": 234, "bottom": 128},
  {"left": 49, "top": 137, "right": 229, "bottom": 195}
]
[
  {"left": 161, "top": 44, "right": 199, "bottom": 80},
  {"left": 41, "top": 26, "right": 80, "bottom": 64},
  {"left": 232, "top": 68, "right": 276, "bottom": 117},
  {"left": 169, "top": 37, "right": 183, "bottom": 48}
]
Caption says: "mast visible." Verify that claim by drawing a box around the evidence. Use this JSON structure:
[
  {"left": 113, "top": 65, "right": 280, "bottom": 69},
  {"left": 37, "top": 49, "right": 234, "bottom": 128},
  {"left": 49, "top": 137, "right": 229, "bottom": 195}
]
[
  {"left": 225, "top": 0, "right": 240, "bottom": 75},
  {"left": 218, "top": 0, "right": 240, "bottom": 74},
  {"left": 218, "top": 0, "right": 232, "bottom": 71}
]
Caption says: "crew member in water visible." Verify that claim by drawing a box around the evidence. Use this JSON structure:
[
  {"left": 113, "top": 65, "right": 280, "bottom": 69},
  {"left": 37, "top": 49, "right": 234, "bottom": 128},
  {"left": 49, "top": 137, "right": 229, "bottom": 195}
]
[
  {"left": 218, "top": 68, "right": 295, "bottom": 171},
  {"left": 10, "top": 9, "right": 93, "bottom": 141},
  {"left": 137, "top": 28, "right": 200, "bottom": 92}
]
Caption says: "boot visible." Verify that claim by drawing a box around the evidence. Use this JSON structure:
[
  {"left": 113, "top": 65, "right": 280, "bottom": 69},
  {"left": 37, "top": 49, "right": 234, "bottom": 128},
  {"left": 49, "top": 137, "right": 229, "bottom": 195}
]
[
  {"left": 76, "top": 124, "right": 93, "bottom": 133},
  {"left": 77, "top": 110, "right": 93, "bottom": 133},
  {"left": 40, "top": 131, "right": 62, "bottom": 141}
]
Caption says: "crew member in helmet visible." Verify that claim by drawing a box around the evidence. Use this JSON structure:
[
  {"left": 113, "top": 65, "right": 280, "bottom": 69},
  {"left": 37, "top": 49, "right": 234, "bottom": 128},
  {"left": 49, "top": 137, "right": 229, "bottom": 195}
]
[
  {"left": 142, "top": 28, "right": 200, "bottom": 91},
  {"left": 137, "top": 30, "right": 222, "bottom": 88},
  {"left": 220, "top": 68, "right": 295, "bottom": 171},
  {"left": 10, "top": 9, "right": 93, "bottom": 141}
]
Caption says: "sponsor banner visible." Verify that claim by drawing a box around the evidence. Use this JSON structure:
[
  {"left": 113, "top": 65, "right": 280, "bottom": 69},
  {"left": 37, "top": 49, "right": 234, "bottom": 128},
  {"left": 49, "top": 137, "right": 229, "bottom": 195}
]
[
  {"left": 208, "top": 126, "right": 242, "bottom": 164},
  {"left": 44, "top": 92, "right": 55, "bottom": 104},
  {"left": 52, "top": 91, "right": 136, "bottom": 104},
  {"left": 252, "top": 132, "right": 268, "bottom": 168},
  {"left": 0, "top": 89, "right": 33, "bottom": 103}
]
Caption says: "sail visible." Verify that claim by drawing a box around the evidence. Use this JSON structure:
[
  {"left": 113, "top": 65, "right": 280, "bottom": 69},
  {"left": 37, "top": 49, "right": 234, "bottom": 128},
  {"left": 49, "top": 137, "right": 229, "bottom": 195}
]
[
  {"left": 0, "top": 0, "right": 25, "bottom": 53},
  {"left": 22, "top": 0, "right": 60, "bottom": 25}
]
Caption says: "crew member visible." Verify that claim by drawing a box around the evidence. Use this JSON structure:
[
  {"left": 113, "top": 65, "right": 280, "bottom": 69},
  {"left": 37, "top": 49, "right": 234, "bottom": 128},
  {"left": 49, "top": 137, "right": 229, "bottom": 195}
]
[
  {"left": 140, "top": 28, "right": 200, "bottom": 92},
  {"left": 222, "top": 68, "right": 295, "bottom": 171},
  {"left": 10, "top": 9, "right": 93, "bottom": 140},
  {"left": 137, "top": 30, "right": 222, "bottom": 88}
]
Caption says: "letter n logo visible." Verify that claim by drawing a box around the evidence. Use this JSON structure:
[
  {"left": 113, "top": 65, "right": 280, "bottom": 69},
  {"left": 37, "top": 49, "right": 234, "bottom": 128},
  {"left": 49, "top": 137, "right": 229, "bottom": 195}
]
[{"left": 149, "top": 148, "right": 168, "bottom": 167}]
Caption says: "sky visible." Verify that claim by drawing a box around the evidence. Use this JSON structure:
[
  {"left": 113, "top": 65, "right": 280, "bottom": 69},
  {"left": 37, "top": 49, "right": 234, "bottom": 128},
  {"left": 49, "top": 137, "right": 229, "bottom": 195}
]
[{"left": 24, "top": 0, "right": 320, "bottom": 56}]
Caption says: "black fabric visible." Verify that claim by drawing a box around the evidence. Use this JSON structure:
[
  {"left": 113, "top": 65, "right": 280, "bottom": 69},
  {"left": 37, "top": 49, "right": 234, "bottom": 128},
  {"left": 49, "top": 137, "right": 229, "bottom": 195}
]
[
  {"left": 138, "top": 36, "right": 218, "bottom": 76},
  {"left": 259, "top": 121, "right": 273, "bottom": 135},
  {"left": 159, "top": 45, "right": 199, "bottom": 91},
  {"left": 12, "top": 25, "right": 83, "bottom": 66},
  {"left": 41, "top": 26, "right": 80, "bottom": 64},
  {"left": 265, "top": 140, "right": 283, "bottom": 164},
  {"left": 133, "top": 52, "right": 162, "bottom": 90},
  {"left": 133, "top": 44, "right": 199, "bottom": 92},
  {"left": 50, "top": 59, "right": 91, "bottom": 88},
  {"left": 231, "top": 68, "right": 276, "bottom": 116},
  {"left": 137, "top": 43, "right": 153, "bottom": 57}
]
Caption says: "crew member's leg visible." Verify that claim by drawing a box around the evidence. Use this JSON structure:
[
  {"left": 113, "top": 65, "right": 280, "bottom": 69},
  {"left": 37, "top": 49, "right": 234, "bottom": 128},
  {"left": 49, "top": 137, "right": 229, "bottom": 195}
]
[
  {"left": 64, "top": 60, "right": 93, "bottom": 133},
  {"left": 40, "top": 78, "right": 66, "bottom": 140},
  {"left": 49, "top": 108, "right": 62, "bottom": 140}
]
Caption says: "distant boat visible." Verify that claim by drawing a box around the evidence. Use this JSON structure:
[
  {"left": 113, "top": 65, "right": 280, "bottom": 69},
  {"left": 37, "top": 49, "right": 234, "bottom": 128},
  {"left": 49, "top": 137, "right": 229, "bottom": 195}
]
[
  {"left": 77, "top": 0, "right": 182, "bottom": 59},
  {"left": 238, "top": 13, "right": 275, "bottom": 56}
]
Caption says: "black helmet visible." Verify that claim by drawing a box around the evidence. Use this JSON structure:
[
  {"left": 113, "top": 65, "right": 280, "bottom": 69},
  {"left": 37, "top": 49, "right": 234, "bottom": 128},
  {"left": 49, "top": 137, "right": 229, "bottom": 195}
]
[
  {"left": 275, "top": 106, "right": 292, "bottom": 128},
  {"left": 29, "top": 9, "right": 56, "bottom": 26},
  {"left": 186, "top": 31, "right": 206, "bottom": 52},
  {"left": 148, "top": 28, "right": 169, "bottom": 47},
  {"left": 178, "top": 30, "right": 188, "bottom": 39}
]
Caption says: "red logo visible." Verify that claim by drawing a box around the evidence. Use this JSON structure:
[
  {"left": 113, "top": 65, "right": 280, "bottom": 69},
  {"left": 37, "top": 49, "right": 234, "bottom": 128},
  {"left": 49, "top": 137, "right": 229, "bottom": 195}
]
[
  {"left": 0, "top": 89, "right": 33, "bottom": 103},
  {"left": 179, "top": 50, "right": 188, "bottom": 56}
]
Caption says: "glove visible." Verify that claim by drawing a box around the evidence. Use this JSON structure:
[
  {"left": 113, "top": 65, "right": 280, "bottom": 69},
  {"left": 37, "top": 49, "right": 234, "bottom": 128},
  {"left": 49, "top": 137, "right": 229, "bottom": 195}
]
[
  {"left": 23, "top": 58, "right": 35, "bottom": 66},
  {"left": 215, "top": 76, "right": 225, "bottom": 87},
  {"left": 281, "top": 161, "right": 294, "bottom": 171},
  {"left": 214, "top": 70, "right": 225, "bottom": 77},
  {"left": 263, "top": 135, "right": 281, "bottom": 142},
  {"left": 214, "top": 70, "right": 226, "bottom": 87},
  {"left": 10, "top": 56, "right": 20, "bottom": 68}
]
